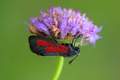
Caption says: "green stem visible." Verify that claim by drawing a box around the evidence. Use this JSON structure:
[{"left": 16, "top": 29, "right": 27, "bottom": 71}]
[{"left": 52, "top": 56, "right": 64, "bottom": 80}]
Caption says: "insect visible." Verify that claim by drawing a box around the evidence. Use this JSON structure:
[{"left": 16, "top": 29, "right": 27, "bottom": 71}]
[{"left": 28, "top": 35, "right": 80, "bottom": 64}]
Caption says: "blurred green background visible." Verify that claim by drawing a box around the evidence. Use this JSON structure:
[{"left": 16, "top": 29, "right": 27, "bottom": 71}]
[{"left": 0, "top": 0, "right": 120, "bottom": 80}]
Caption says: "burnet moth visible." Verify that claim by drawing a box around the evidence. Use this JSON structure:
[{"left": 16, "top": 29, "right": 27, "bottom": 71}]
[{"left": 28, "top": 35, "right": 80, "bottom": 64}]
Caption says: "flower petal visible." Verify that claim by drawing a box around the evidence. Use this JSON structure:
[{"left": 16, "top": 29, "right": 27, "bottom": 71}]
[{"left": 30, "top": 18, "right": 50, "bottom": 35}]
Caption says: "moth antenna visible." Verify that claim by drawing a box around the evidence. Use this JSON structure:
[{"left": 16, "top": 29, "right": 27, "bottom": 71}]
[{"left": 69, "top": 54, "right": 79, "bottom": 64}]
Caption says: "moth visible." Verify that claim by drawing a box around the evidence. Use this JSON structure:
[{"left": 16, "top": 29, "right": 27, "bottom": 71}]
[{"left": 28, "top": 35, "right": 80, "bottom": 64}]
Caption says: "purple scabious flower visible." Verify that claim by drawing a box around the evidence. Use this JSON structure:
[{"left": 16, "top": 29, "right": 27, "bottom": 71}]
[{"left": 29, "top": 7, "right": 102, "bottom": 45}]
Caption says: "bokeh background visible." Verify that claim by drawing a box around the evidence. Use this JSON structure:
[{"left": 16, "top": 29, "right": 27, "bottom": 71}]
[{"left": 0, "top": 0, "right": 120, "bottom": 80}]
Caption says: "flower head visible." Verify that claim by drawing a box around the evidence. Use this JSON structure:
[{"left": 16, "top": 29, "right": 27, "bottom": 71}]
[{"left": 29, "top": 7, "right": 102, "bottom": 45}]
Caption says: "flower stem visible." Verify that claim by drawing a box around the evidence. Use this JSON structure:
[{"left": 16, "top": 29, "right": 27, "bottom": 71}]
[{"left": 52, "top": 56, "right": 64, "bottom": 80}]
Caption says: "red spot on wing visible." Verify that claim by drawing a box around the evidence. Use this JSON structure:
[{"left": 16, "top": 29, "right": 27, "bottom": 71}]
[
  {"left": 36, "top": 40, "right": 55, "bottom": 47},
  {"left": 45, "top": 45, "right": 69, "bottom": 53}
]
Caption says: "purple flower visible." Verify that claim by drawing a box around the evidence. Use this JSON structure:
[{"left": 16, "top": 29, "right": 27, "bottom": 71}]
[
  {"left": 29, "top": 7, "right": 102, "bottom": 45},
  {"left": 30, "top": 18, "right": 50, "bottom": 35},
  {"left": 80, "top": 14, "right": 102, "bottom": 45}
]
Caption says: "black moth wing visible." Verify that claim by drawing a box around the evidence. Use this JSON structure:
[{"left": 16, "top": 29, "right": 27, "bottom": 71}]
[{"left": 28, "top": 35, "right": 57, "bottom": 55}]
